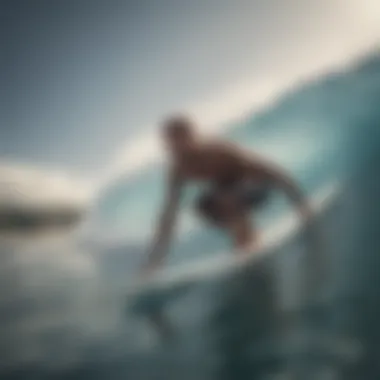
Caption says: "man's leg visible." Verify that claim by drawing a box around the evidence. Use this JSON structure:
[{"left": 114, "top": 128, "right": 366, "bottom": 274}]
[
  {"left": 228, "top": 184, "right": 270, "bottom": 253},
  {"left": 196, "top": 190, "right": 259, "bottom": 254},
  {"left": 227, "top": 214, "right": 259, "bottom": 252}
]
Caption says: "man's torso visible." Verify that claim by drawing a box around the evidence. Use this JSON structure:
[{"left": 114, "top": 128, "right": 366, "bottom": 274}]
[{"left": 173, "top": 140, "right": 254, "bottom": 186}]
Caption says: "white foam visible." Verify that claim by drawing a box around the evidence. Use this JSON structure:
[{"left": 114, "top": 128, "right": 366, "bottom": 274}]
[{"left": 0, "top": 162, "right": 91, "bottom": 211}]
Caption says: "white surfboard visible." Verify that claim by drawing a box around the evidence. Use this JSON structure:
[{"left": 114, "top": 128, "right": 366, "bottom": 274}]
[{"left": 127, "top": 181, "right": 340, "bottom": 314}]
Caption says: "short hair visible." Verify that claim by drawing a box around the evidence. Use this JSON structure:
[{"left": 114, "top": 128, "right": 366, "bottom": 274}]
[{"left": 161, "top": 114, "right": 195, "bottom": 137}]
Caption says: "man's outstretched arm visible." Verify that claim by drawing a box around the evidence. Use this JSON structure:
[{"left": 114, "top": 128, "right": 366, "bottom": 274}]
[
  {"left": 218, "top": 140, "right": 311, "bottom": 219},
  {"left": 143, "top": 167, "right": 183, "bottom": 273},
  {"left": 216, "top": 141, "right": 312, "bottom": 219},
  {"left": 247, "top": 156, "right": 312, "bottom": 220}
]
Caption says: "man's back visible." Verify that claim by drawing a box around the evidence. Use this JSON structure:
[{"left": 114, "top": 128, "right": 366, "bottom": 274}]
[{"left": 171, "top": 139, "right": 263, "bottom": 186}]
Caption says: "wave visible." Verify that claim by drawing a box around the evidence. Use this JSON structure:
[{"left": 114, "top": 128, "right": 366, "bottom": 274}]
[{"left": 91, "top": 52, "right": 380, "bottom": 243}]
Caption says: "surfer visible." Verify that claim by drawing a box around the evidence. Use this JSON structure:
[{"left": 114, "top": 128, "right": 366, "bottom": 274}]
[{"left": 144, "top": 114, "right": 312, "bottom": 272}]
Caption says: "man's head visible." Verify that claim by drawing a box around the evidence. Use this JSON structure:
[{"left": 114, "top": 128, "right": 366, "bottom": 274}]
[{"left": 161, "top": 114, "right": 197, "bottom": 155}]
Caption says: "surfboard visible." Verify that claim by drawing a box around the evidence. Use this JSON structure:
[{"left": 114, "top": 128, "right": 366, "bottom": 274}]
[{"left": 127, "top": 181, "right": 340, "bottom": 315}]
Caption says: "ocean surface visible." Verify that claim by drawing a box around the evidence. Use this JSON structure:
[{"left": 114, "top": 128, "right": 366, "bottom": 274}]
[{"left": 1, "top": 53, "right": 380, "bottom": 380}]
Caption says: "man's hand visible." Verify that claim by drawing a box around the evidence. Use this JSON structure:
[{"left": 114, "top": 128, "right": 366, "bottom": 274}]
[
  {"left": 140, "top": 262, "right": 155, "bottom": 277},
  {"left": 140, "top": 254, "right": 163, "bottom": 278}
]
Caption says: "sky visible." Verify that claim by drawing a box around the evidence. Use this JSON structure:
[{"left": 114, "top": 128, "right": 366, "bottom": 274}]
[{"left": 1, "top": 0, "right": 379, "bottom": 208}]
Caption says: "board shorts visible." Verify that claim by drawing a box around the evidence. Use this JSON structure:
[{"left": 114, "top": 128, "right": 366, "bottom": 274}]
[{"left": 195, "top": 180, "right": 271, "bottom": 223}]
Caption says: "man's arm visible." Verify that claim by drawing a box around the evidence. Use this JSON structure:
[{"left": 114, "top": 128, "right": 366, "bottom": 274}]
[
  {"left": 143, "top": 167, "right": 183, "bottom": 273},
  {"left": 219, "top": 141, "right": 312, "bottom": 219},
  {"left": 246, "top": 156, "right": 312, "bottom": 219}
]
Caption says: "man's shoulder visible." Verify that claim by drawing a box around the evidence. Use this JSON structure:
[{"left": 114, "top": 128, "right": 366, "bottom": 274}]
[
  {"left": 202, "top": 138, "right": 240, "bottom": 152},
  {"left": 203, "top": 138, "right": 254, "bottom": 158}
]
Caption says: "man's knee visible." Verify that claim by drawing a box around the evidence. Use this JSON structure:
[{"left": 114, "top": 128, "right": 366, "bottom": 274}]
[
  {"left": 195, "top": 191, "right": 240, "bottom": 225},
  {"left": 195, "top": 193, "right": 220, "bottom": 224}
]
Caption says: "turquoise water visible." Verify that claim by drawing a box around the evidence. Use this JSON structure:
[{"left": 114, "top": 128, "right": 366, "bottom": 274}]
[{"left": 1, "top": 53, "right": 380, "bottom": 380}]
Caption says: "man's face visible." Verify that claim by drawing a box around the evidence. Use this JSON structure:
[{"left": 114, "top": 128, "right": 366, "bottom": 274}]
[{"left": 163, "top": 129, "right": 191, "bottom": 155}]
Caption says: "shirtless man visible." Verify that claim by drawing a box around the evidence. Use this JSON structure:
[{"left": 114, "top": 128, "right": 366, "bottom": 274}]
[{"left": 144, "top": 114, "right": 312, "bottom": 272}]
